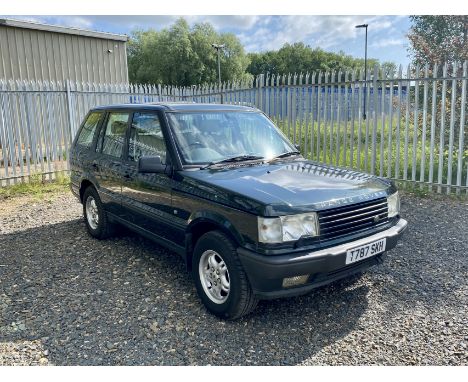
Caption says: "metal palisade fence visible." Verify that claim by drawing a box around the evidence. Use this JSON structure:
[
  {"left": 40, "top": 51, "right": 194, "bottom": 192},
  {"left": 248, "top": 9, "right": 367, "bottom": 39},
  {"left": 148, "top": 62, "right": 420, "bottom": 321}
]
[{"left": 0, "top": 61, "right": 467, "bottom": 194}]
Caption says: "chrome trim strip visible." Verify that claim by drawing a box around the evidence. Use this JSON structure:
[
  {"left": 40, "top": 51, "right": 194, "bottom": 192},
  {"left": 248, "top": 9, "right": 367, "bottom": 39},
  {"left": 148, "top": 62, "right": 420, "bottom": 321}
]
[
  {"left": 320, "top": 209, "right": 388, "bottom": 229},
  {"left": 319, "top": 201, "right": 388, "bottom": 220},
  {"left": 285, "top": 219, "right": 407, "bottom": 263}
]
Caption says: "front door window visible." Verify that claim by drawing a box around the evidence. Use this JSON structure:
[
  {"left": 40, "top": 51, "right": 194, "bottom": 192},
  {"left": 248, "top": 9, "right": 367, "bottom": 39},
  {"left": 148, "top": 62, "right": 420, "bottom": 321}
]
[{"left": 128, "top": 112, "right": 167, "bottom": 163}]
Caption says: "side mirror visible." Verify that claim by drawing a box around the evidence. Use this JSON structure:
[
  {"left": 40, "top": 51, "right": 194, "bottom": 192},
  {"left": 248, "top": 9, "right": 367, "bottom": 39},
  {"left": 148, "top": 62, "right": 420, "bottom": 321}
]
[
  {"left": 295, "top": 144, "right": 301, "bottom": 152},
  {"left": 138, "top": 156, "right": 170, "bottom": 174}
]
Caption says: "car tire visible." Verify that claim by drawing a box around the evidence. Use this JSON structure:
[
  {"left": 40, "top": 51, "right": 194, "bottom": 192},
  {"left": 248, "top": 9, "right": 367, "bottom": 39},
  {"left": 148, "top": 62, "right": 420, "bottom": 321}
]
[
  {"left": 82, "top": 186, "right": 115, "bottom": 239},
  {"left": 192, "top": 230, "right": 258, "bottom": 320}
]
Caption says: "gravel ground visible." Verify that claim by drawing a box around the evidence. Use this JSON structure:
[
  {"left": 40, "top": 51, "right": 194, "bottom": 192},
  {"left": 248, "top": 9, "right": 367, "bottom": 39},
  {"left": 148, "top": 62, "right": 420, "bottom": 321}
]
[{"left": 0, "top": 191, "right": 467, "bottom": 365}]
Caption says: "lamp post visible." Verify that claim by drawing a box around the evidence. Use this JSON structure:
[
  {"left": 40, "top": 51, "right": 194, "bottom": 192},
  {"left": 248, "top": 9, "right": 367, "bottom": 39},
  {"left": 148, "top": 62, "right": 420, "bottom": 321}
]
[
  {"left": 355, "top": 23, "right": 368, "bottom": 120},
  {"left": 211, "top": 43, "right": 225, "bottom": 103}
]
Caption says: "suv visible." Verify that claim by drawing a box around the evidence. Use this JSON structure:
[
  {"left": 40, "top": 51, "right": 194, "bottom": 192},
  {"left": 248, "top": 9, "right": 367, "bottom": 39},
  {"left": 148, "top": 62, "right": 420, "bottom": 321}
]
[{"left": 70, "top": 103, "right": 407, "bottom": 319}]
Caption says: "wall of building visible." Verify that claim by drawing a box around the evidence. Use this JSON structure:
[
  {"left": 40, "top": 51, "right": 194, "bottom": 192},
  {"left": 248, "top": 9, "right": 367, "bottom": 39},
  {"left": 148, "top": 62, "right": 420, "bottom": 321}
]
[{"left": 0, "top": 22, "right": 128, "bottom": 84}]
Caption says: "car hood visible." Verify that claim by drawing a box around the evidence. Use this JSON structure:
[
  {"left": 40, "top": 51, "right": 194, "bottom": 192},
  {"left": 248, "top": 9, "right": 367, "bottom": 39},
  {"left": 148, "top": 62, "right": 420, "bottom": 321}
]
[{"left": 177, "top": 159, "right": 396, "bottom": 216}]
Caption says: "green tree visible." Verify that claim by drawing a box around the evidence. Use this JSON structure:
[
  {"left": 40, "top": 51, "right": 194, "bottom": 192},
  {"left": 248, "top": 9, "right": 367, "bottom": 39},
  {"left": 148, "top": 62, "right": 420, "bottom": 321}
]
[
  {"left": 408, "top": 16, "right": 468, "bottom": 66},
  {"left": 407, "top": 16, "right": 467, "bottom": 160},
  {"left": 246, "top": 43, "right": 380, "bottom": 77},
  {"left": 247, "top": 51, "right": 280, "bottom": 76},
  {"left": 127, "top": 18, "right": 251, "bottom": 86},
  {"left": 380, "top": 62, "right": 397, "bottom": 78}
]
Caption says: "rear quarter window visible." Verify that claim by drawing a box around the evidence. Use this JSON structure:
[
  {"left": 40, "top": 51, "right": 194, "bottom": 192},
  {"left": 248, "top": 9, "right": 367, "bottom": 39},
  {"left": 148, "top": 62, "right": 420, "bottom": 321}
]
[{"left": 76, "top": 112, "right": 102, "bottom": 148}]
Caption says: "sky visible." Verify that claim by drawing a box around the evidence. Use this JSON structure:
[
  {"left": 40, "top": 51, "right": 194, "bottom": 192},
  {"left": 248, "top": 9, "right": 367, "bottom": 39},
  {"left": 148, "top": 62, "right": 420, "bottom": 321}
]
[{"left": 6, "top": 15, "right": 413, "bottom": 66}]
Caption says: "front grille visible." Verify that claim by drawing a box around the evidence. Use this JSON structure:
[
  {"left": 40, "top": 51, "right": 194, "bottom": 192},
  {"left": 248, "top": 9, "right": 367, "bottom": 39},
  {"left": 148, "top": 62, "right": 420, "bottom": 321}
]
[{"left": 318, "top": 197, "right": 389, "bottom": 241}]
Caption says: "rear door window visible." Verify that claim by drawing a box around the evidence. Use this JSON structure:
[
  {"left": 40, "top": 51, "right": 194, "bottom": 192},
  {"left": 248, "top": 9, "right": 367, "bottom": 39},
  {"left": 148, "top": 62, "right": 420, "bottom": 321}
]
[{"left": 101, "top": 112, "right": 130, "bottom": 158}]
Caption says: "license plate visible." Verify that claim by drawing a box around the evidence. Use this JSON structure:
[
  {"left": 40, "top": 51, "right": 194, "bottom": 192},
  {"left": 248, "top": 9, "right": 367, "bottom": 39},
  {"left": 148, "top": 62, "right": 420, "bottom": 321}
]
[{"left": 345, "top": 238, "right": 386, "bottom": 265}]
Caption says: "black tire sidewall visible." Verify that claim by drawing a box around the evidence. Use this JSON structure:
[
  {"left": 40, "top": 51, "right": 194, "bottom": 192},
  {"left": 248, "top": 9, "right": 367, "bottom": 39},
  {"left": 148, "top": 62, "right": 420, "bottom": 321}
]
[
  {"left": 192, "top": 232, "right": 245, "bottom": 319},
  {"left": 83, "top": 187, "right": 106, "bottom": 239}
]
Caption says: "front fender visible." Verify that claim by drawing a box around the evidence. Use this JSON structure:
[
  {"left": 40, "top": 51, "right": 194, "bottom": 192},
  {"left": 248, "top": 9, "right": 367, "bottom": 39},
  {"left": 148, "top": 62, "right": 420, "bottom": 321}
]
[{"left": 187, "top": 210, "right": 245, "bottom": 247}]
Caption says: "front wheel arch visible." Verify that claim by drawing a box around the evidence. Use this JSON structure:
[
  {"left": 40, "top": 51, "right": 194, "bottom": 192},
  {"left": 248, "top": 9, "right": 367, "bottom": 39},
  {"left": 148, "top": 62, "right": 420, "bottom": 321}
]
[
  {"left": 185, "top": 218, "right": 242, "bottom": 272},
  {"left": 192, "top": 230, "right": 258, "bottom": 319}
]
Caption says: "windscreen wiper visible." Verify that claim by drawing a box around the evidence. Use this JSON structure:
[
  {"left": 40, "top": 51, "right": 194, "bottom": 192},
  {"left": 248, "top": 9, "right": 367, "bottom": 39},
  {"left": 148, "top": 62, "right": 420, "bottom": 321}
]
[
  {"left": 202, "top": 155, "right": 265, "bottom": 169},
  {"left": 268, "top": 151, "right": 301, "bottom": 162}
]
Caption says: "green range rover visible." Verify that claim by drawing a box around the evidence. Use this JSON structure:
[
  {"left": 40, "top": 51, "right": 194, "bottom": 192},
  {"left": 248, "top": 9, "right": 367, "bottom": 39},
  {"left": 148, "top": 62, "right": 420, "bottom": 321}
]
[{"left": 69, "top": 102, "right": 407, "bottom": 319}]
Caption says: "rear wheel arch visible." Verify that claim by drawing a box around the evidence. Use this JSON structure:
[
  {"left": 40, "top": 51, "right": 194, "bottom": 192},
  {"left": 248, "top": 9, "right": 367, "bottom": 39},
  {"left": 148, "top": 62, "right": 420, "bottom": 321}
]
[
  {"left": 79, "top": 179, "right": 95, "bottom": 202},
  {"left": 82, "top": 186, "right": 115, "bottom": 239}
]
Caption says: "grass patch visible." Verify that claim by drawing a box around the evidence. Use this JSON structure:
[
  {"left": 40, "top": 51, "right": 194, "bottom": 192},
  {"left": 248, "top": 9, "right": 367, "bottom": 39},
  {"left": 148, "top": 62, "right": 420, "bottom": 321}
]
[
  {"left": 272, "top": 116, "right": 467, "bottom": 191},
  {"left": 397, "top": 181, "right": 468, "bottom": 201},
  {"left": 0, "top": 173, "right": 70, "bottom": 201}
]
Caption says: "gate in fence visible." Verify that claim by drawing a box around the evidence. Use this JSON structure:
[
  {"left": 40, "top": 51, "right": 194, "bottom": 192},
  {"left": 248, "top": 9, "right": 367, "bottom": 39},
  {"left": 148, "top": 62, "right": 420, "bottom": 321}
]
[{"left": 0, "top": 62, "right": 466, "bottom": 194}]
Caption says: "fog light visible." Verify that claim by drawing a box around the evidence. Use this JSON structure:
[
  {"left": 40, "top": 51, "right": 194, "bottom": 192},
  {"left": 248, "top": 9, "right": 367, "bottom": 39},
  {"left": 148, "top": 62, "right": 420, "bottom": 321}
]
[{"left": 282, "top": 275, "right": 309, "bottom": 288}]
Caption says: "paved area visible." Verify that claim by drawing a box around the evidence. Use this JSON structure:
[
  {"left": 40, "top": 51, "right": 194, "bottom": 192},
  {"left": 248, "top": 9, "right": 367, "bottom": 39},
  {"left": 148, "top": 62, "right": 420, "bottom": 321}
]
[{"left": 0, "top": 191, "right": 467, "bottom": 365}]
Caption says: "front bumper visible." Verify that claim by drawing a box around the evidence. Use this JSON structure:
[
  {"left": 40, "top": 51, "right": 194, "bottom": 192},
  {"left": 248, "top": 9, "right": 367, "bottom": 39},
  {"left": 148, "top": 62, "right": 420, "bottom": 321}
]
[{"left": 237, "top": 218, "right": 408, "bottom": 299}]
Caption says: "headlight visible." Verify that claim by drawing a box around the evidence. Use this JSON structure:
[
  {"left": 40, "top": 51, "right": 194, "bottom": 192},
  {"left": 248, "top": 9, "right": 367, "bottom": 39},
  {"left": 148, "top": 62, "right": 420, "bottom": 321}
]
[
  {"left": 258, "top": 213, "right": 319, "bottom": 243},
  {"left": 257, "top": 216, "right": 283, "bottom": 243},
  {"left": 387, "top": 191, "right": 400, "bottom": 218}
]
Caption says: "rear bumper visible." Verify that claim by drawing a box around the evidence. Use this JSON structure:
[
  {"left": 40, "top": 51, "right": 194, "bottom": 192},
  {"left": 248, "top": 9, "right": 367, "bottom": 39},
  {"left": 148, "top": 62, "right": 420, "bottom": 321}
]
[
  {"left": 70, "top": 182, "right": 80, "bottom": 201},
  {"left": 237, "top": 218, "right": 408, "bottom": 299}
]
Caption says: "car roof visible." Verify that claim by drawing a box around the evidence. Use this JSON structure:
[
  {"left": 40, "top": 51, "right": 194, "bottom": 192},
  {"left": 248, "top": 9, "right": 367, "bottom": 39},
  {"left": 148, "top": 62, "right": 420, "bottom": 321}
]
[{"left": 91, "top": 102, "right": 259, "bottom": 113}]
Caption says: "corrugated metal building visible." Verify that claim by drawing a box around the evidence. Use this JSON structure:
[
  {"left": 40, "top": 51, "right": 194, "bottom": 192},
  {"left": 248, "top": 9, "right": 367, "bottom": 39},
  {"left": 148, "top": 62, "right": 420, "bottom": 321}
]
[{"left": 0, "top": 18, "right": 128, "bottom": 84}]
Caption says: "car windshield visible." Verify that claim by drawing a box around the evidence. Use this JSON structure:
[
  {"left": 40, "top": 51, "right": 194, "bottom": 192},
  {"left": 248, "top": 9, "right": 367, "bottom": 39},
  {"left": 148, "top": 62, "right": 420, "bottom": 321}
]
[{"left": 167, "top": 111, "right": 297, "bottom": 165}]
